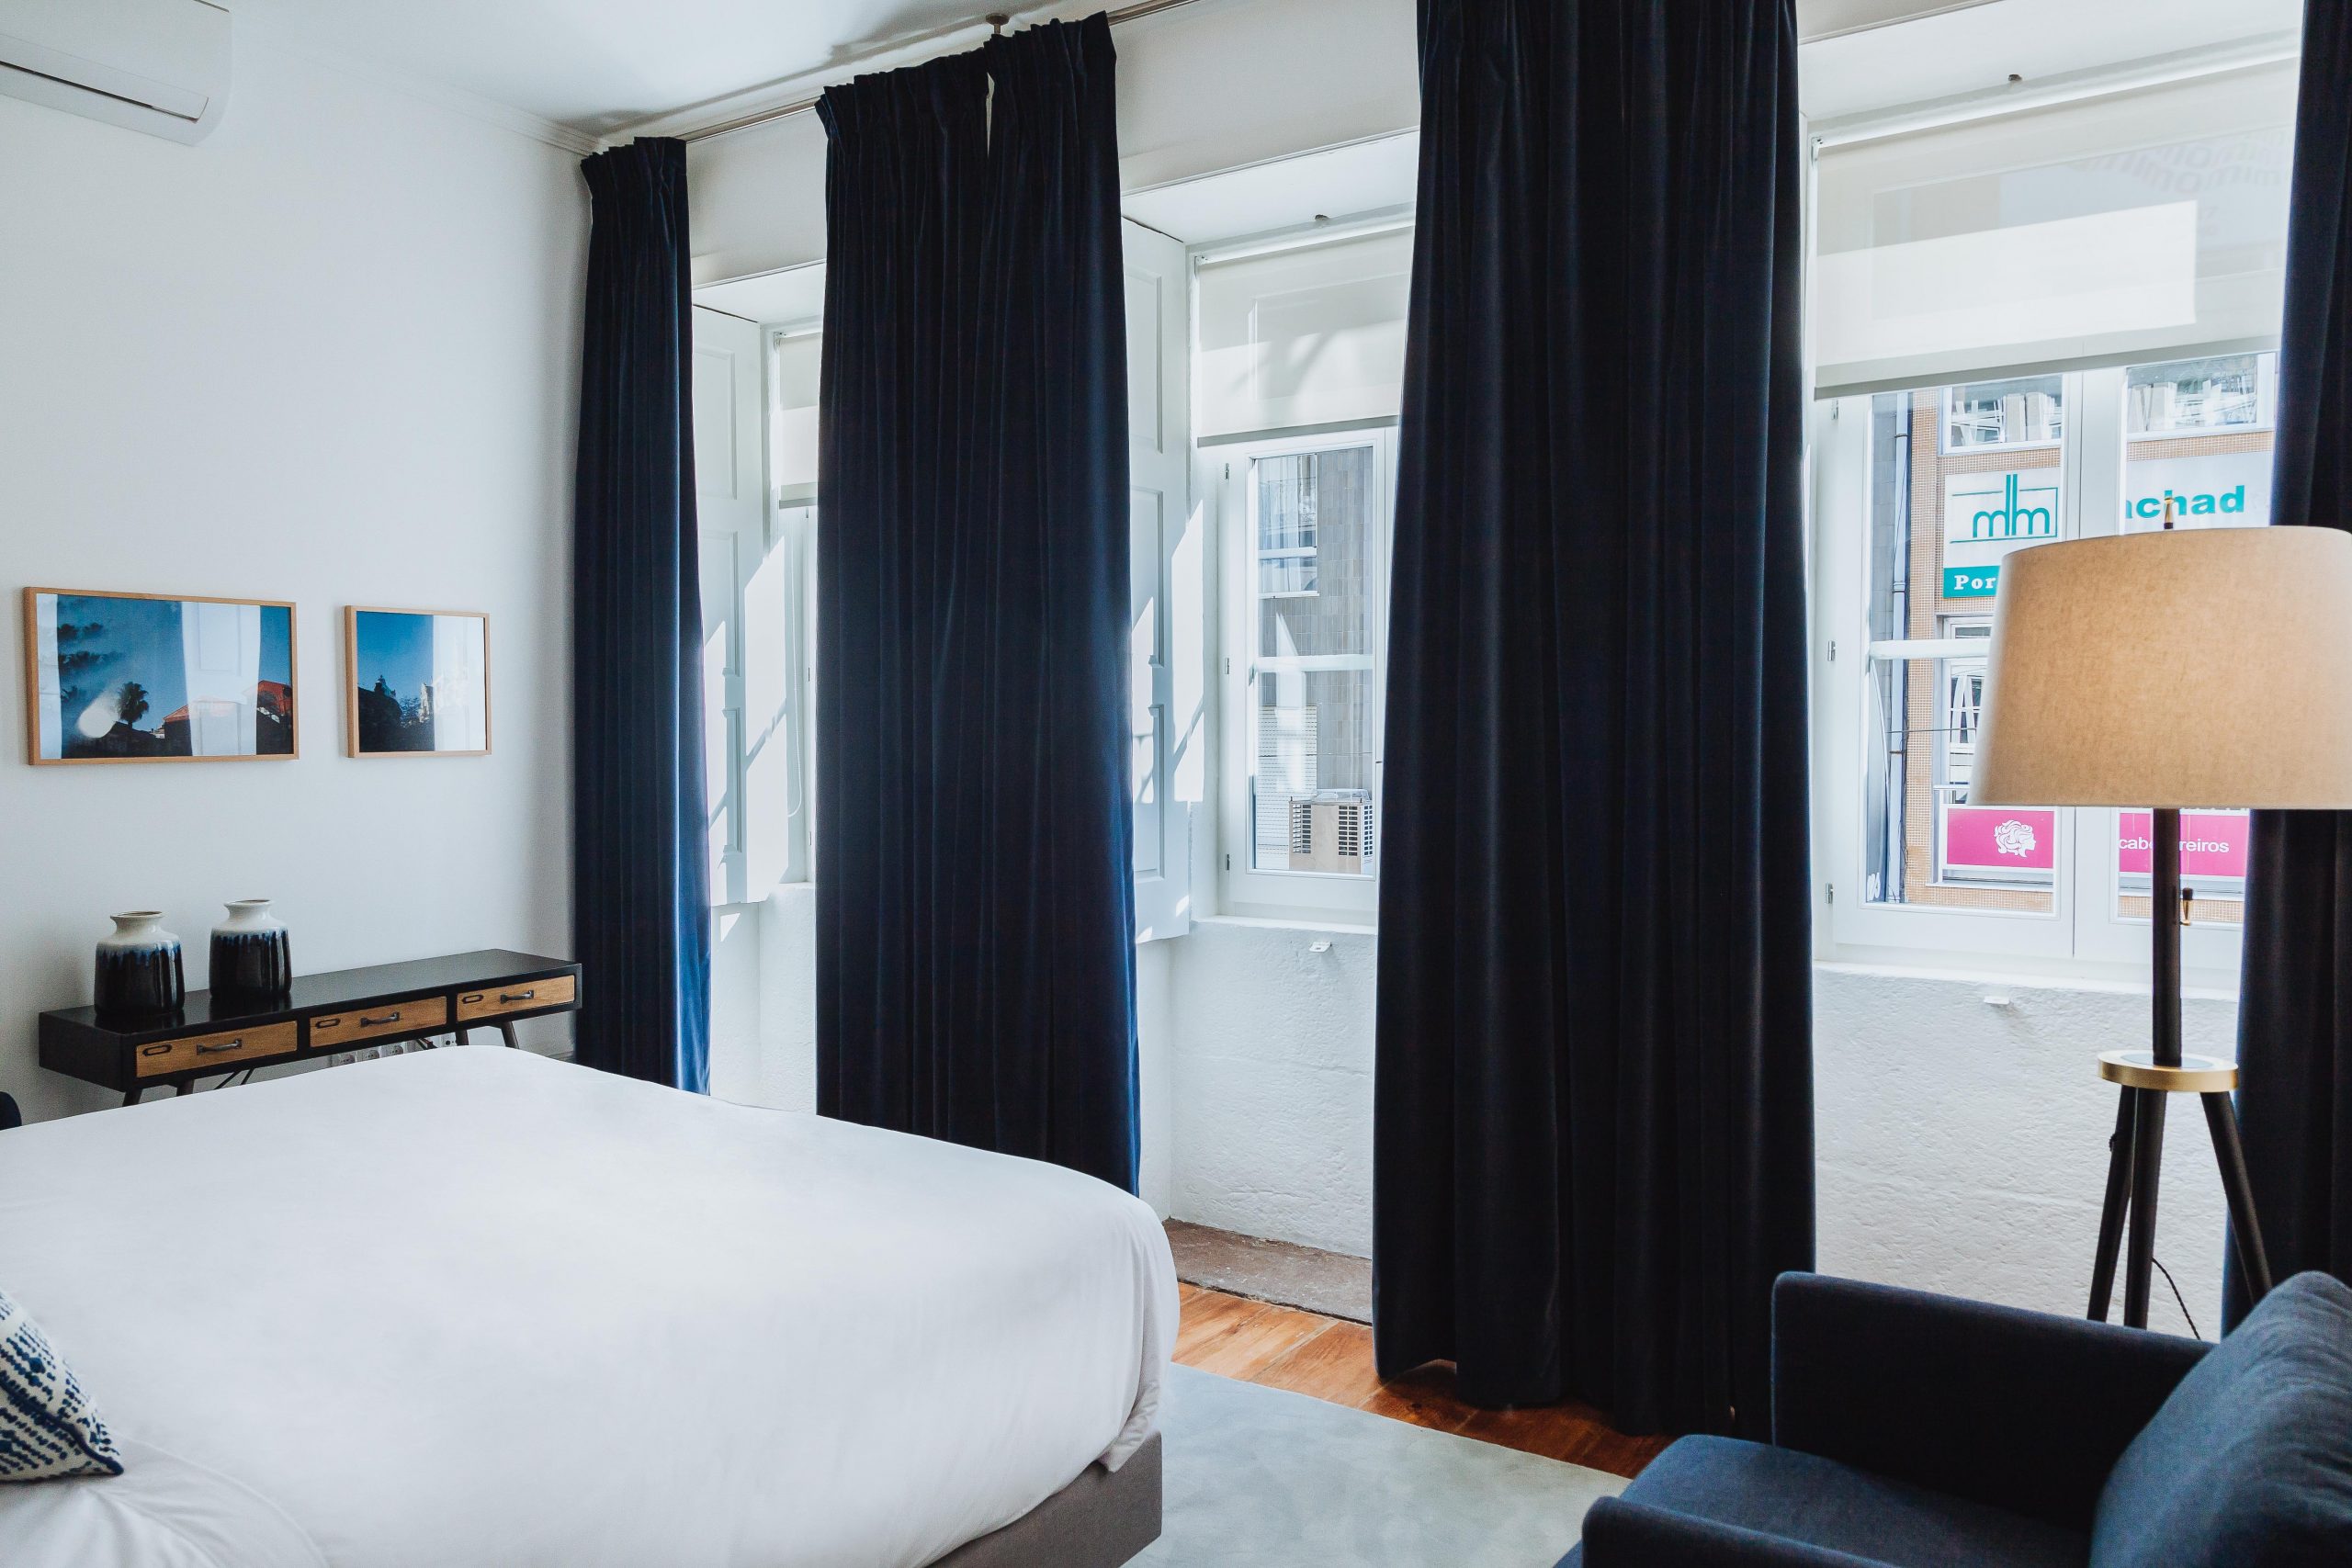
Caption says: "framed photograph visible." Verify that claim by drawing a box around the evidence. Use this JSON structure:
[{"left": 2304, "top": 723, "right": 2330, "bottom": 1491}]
[
  {"left": 344, "top": 607, "right": 491, "bottom": 758},
  {"left": 22, "top": 588, "right": 299, "bottom": 765}
]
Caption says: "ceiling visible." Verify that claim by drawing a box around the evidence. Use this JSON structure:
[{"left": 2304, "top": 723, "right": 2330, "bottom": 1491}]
[
  {"left": 226, "top": 0, "right": 1024, "bottom": 135},
  {"left": 1799, "top": 0, "right": 2303, "bottom": 120},
  {"left": 232, "top": 0, "right": 2310, "bottom": 144}
]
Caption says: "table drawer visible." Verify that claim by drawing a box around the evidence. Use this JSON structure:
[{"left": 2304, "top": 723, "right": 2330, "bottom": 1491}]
[
  {"left": 456, "top": 975, "right": 576, "bottom": 1021},
  {"left": 308, "top": 995, "right": 447, "bottom": 1048},
  {"left": 134, "top": 1021, "right": 299, "bottom": 1079}
]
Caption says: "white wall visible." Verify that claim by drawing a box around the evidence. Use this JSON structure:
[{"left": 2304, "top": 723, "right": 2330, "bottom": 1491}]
[
  {"left": 1153, "top": 945, "right": 2235, "bottom": 1339},
  {"left": 1165, "top": 918, "right": 1376, "bottom": 1254},
  {"left": 1816, "top": 964, "right": 2233, "bottom": 1337},
  {"left": 685, "top": 0, "right": 1419, "bottom": 285},
  {"left": 0, "top": 34, "right": 586, "bottom": 1121}
]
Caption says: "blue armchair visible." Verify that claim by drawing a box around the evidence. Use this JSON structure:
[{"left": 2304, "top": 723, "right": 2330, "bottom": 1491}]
[{"left": 1562, "top": 1270, "right": 2352, "bottom": 1568}]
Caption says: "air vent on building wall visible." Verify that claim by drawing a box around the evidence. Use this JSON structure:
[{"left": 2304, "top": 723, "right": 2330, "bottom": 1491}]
[{"left": 0, "top": 0, "right": 231, "bottom": 145}]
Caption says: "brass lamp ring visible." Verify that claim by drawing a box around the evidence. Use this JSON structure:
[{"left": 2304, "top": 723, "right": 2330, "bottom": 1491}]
[{"left": 2097, "top": 1050, "right": 2238, "bottom": 1094}]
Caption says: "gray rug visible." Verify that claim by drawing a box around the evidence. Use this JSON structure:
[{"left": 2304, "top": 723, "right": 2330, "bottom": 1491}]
[{"left": 1138, "top": 1366, "right": 1622, "bottom": 1567}]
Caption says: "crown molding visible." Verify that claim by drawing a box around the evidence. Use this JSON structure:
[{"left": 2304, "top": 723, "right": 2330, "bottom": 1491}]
[{"left": 234, "top": 12, "right": 604, "bottom": 158}]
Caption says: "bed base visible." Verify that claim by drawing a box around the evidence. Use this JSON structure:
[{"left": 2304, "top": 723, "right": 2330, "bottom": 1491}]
[{"left": 929, "top": 1432, "right": 1162, "bottom": 1568}]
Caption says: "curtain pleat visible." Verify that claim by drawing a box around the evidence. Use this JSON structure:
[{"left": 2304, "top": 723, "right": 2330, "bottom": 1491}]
[
  {"left": 571, "top": 138, "right": 712, "bottom": 1092},
  {"left": 1374, "top": 0, "right": 1814, "bottom": 1438},
  {"left": 2231, "top": 2, "right": 2352, "bottom": 1324},
  {"left": 816, "top": 16, "right": 1139, "bottom": 1193}
]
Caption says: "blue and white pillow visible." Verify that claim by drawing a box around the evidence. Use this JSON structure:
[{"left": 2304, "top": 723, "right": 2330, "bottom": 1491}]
[{"left": 0, "top": 1288, "right": 123, "bottom": 1481}]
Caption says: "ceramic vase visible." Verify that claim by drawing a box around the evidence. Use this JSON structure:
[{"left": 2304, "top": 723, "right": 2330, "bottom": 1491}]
[
  {"left": 94, "top": 912, "right": 184, "bottom": 1015},
  {"left": 209, "top": 899, "right": 291, "bottom": 999}
]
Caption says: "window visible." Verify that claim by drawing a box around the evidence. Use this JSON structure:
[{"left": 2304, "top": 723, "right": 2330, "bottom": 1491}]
[
  {"left": 1943, "top": 377, "right": 2063, "bottom": 451},
  {"left": 1811, "top": 34, "right": 2293, "bottom": 982},
  {"left": 1819, "top": 355, "right": 2278, "bottom": 981},
  {"left": 1219, "top": 428, "right": 1394, "bottom": 919},
  {"left": 2125, "top": 354, "right": 2271, "bottom": 436},
  {"left": 1199, "top": 221, "right": 1410, "bottom": 924}
]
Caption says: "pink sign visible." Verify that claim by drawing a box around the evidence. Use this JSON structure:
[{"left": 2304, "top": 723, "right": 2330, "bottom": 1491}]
[
  {"left": 1944, "top": 807, "right": 2058, "bottom": 872},
  {"left": 2118, "top": 810, "right": 2250, "bottom": 880}
]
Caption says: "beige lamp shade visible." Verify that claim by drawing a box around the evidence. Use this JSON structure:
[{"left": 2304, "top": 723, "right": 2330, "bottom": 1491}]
[{"left": 1974, "top": 526, "right": 2352, "bottom": 809}]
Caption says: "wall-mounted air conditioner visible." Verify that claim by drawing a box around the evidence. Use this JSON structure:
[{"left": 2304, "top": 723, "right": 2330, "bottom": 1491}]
[{"left": 0, "top": 0, "right": 230, "bottom": 145}]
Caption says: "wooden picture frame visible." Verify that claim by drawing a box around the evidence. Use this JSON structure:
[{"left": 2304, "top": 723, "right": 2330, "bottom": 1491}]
[
  {"left": 343, "top": 607, "right": 492, "bottom": 758},
  {"left": 22, "top": 587, "right": 300, "bottom": 765}
]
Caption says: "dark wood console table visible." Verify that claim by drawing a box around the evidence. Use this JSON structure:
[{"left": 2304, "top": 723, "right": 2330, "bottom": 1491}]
[{"left": 40, "top": 949, "right": 582, "bottom": 1105}]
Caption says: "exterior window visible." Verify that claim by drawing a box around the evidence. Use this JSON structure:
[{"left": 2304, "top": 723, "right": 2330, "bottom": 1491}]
[
  {"left": 1861, "top": 386, "right": 2063, "bottom": 918},
  {"left": 1943, "top": 376, "right": 2064, "bottom": 452},
  {"left": 1220, "top": 429, "right": 1394, "bottom": 919},
  {"left": 2125, "top": 354, "right": 2270, "bottom": 436},
  {"left": 1820, "top": 363, "right": 2263, "bottom": 982}
]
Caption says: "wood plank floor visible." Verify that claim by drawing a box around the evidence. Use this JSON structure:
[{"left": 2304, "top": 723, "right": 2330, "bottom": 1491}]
[{"left": 1172, "top": 1283, "right": 1670, "bottom": 1480}]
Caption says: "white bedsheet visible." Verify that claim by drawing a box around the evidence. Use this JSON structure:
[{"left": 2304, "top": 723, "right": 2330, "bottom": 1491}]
[{"left": 0, "top": 1047, "right": 1177, "bottom": 1568}]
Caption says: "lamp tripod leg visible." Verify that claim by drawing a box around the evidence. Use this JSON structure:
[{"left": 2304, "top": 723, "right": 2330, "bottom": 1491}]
[
  {"left": 2122, "top": 1087, "right": 2168, "bottom": 1329},
  {"left": 2088, "top": 1087, "right": 2138, "bottom": 1322},
  {"left": 2202, "top": 1091, "right": 2275, "bottom": 1303}
]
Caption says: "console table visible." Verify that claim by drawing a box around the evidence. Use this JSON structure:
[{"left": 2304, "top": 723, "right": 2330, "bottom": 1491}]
[{"left": 40, "top": 949, "right": 582, "bottom": 1105}]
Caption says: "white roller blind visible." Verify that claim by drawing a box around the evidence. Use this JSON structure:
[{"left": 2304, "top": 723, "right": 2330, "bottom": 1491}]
[
  {"left": 1197, "top": 228, "right": 1413, "bottom": 438},
  {"left": 772, "top": 330, "right": 821, "bottom": 496},
  {"left": 1813, "top": 62, "right": 2295, "bottom": 398}
]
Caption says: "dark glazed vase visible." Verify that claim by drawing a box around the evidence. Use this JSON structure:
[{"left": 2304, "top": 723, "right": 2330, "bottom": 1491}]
[
  {"left": 209, "top": 898, "right": 292, "bottom": 1000},
  {"left": 95, "top": 911, "right": 184, "bottom": 1015}
]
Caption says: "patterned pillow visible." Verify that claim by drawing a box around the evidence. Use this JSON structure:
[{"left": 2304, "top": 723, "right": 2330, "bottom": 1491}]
[{"left": 0, "top": 1288, "right": 123, "bottom": 1481}]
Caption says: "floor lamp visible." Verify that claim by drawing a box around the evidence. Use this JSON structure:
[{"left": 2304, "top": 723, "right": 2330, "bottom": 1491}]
[{"left": 1972, "top": 521, "right": 2352, "bottom": 1330}]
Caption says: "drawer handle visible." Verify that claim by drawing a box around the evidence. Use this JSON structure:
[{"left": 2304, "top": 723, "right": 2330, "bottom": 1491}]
[
  {"left": 359, "top": 1011, "right": 401, "bottom": 1027},
  {"left": 498, "top": 989, "right": 536, "bottom": 1004},
  {"left": 141, "top": 1042, "right": 173, "bottom": 1057},
  {"left": 314, "top": 1018, "right": 343, "bottom": 1031},
  {"left": 460, "top": 993, "right": 484, "bottom": 1004},
  {"left": 196, "top": 1039, "right": 244, "bottom": 1055}
]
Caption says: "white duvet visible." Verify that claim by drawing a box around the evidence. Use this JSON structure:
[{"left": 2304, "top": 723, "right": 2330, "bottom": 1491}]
[{"left": 0, "top": 1047, "right": 1177, "bottom": 1568}]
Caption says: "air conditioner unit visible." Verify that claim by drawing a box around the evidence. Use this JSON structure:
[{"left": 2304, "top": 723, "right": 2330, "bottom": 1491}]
[{"left": 0, "top": 0, "right": 230, "bottom": 145}]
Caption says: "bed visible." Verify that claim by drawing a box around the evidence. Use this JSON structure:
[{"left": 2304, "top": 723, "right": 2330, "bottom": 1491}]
[{"left": 0, "top": 1046, "right": 1176, "bottom": 1567}]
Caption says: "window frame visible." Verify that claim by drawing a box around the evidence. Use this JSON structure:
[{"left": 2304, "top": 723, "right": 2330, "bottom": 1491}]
[
  {"left": 1814, "top": 361, "right": 2255, "bottom": 988},
  {"left": 1216, "top": 423, "right": 1396, "bottom": 923},
  {"left": 743, "top": 324, "right": 820, "bottom": 896}
]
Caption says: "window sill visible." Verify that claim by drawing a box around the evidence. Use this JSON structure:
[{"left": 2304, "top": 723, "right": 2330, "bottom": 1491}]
[
  {"left": 1195, "top": 912, "right": 1377, "bottom": 939},
  {"left": 1813, "top": 955, "right": 2238, "bottom": 1004}
]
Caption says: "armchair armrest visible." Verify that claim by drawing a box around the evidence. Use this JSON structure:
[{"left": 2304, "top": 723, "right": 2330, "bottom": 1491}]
[
  {"left": 1772, "top": 1273, "right": 2208, "bottom": 1530},
  {"left": 1577, "top": 1498, "right": 1891, "bottom": 1567}
]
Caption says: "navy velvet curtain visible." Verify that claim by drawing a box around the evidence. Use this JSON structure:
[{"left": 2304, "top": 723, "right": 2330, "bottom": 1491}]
[
  {"left": 1374, "top": 0, "right": 1814, "bottom": 1438},
  {"left": 571, "top": 138, "right": 711, "bottom": 1093},
  {"left": 815, "top": 17, "right": 1138, "bottom": 1193},
  {"left": 2231, "top": 3, "right": 2352, "bottom": 1324}
]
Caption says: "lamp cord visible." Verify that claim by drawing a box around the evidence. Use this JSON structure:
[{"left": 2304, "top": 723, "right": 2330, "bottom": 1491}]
[{"left": 2153, "top": 1258, "right": 2201, "bottom": 1339}]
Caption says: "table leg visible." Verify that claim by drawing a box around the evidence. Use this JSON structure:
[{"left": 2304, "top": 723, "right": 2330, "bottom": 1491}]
[
  {"left": 498, "top": 1021, "right": 520, "bottom": 1049},
  {"left": 122, "top": 1087, "right": 142, "bottom": 1107}
]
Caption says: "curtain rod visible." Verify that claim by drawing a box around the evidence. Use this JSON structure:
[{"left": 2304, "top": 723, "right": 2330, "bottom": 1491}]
[{"left": 679, "top": 0, "right": 1204, "bottom": 145}]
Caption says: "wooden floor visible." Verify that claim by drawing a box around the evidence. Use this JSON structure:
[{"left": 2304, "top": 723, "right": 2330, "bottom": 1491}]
[{"left": 1173, "top": 1282, "right": 1670, "bottom": 1480}]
